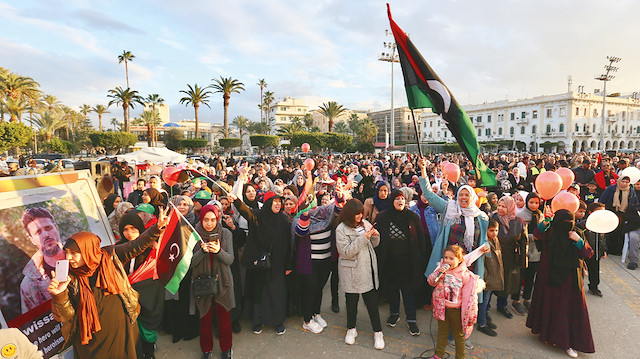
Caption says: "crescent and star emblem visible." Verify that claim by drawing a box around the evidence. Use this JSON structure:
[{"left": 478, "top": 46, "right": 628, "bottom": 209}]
[{"left": 168, "top": 243, "right": 180, "bottom": 262}]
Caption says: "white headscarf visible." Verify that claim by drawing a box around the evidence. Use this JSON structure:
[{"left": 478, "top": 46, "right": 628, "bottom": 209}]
[
  {"left": 515, "top": 191, "right": 529, "bottom": 217},
  {"left": 445, "top": 185, "right": 485, "bottom": 252}
]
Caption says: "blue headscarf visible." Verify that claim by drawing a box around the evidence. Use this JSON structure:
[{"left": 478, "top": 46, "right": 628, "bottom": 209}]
[{"left": 373, "top": 181, "right": 391, "bottom": 212}]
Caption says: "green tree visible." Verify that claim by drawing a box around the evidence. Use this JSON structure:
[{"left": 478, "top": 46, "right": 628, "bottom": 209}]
[
  {"left": 182, "top": 138, "right": 208, "bottom": 153},
  {"left": 133, "top": 110, "right": 162, "bottom": 147},
  {"left": 163, "top": 128, "right": 184, "bottom": 151},
  {"left": 231, "top": 115, "right": 250, "bottom": 138},
  {"left": 250, "top": 134, "right": 279, "bottom": 153},
  {"left": 302, "top": 113, "right": 314, "bottom": 131},
  {"left": 262, "top": 90, "right": 275, "bottom": 132},
  {"left": 332, "top": 121, "right": 349, "bottom": 135},
  {"left": 92, "top": 104, "right": 109, "bottom": 132},
  {"left": 179, "top": 83, "right": 212, "bottom": 139},
  {"left": 43, "top": 137, "right": 74, "bottom": 154},
  {"left": 219, "top": 138, "right": 242, "bottom": 151},
  {"left": 33, "top": 110, "right": 66, "bottom": 142},
  {"left": 110, "top": 117, "right": 121, "bottom": 131},
  {"left": 88, "top": 132, "right": 137, "bottom": 154},
  {"left": 211, "top": 76, "right": 245, "bottom": 138},
  {"left": 318, "top": 101, "right": 347, "bottom": 133},
  {"left": 276, "top": 122, "right": 303, "bottom": 140},
  {"left": 0, "top": 122, "right": 31, "bottom": 152},
  {"left": 291, "top": 132, "right": 324, "bottom": 151},
  {"left": 323, "top": 133, "right": 352, "bottom": 152},
  {"left": 0, "top": 71, "right": 41, "bottom": 122},
  {"left": 117, "top": 50, "right": 135, "bottom": 88},
  {"left": 247, "top": 121, "right": 270, "bottom": 135},
  {"left": 42, "top": 94, "right": 62, "bottom": 114},
  {"left": 257, "top": 79, "right": 267, "bottom": 123},
  {"left": 4, "top": 98, "right": 31, "bottom": 123},
  {"left": 107, "top": 86, "right": 142, "bottom": 132}
]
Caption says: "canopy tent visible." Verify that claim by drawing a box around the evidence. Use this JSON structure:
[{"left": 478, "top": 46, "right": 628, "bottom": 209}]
[{"left": 117, "top": 147, "right": 187, "bottom": 164}]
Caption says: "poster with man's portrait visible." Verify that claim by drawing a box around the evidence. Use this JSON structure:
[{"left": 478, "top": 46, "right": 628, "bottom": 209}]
[{"left": 0, "top": 171, "right": 114, "bottom": 358}]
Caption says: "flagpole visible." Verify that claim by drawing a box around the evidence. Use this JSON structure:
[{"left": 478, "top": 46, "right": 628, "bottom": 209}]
[{"left": 410, "top": 109, "right": 423, "bottom": 158}]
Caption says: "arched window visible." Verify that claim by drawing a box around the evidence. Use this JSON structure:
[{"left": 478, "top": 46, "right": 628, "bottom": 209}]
[
  {"left": 486, "top": 128, "right": 491, "bottom": 136},
  {"left": 593, "top": 124, "right": 596, "bottom": 132},
  {"left": 521, "top": 126, "right": 525, "bottom": 134},
  {"left": 510, "top": 127, "right": 514, "bottom": 136},
  {"left": 559, "top": 124, "right": 564, "bottom": 132},
  {"left": 575, "top": 124, "right": 579, "bottom": 132},
  {"left": 622, "top": 125, "right": 625, "bottom": 133},
  {"left": 498, "top": 128, "right": 503, "bottom": 135},
  {"left": 532, "top": 125, "right": 536, "bottom": 133},
  {"left": 583, "top": 124, "right": 587, "bottom": 132},
  {"left": 546, "top": 124, "right": 551, "bottom": 133}
]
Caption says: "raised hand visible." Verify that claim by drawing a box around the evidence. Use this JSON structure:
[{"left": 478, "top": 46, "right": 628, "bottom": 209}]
[{"left": 157, "top": 207, "right": 170, "bottom": 229}]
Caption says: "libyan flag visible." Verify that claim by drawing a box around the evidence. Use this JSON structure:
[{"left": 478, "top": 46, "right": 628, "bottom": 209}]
[
  {"left": 128, "top": 207, "right": 201, "bottom": 295},
  {"left": 387, "top": 4, "right": 496, "bottom": 186}
]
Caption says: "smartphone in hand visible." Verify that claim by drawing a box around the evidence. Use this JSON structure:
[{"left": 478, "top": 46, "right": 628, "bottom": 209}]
[
  {"left": 55, "top": 260, "right": 69, "bottom": 282},
  {"left": 209, "top": 233, "right": 220, "bottom": 244}
]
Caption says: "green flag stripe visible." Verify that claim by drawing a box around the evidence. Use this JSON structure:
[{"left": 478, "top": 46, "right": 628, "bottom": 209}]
[
  {"left": 458, "top": 108, "right": 496, "bottom": 186},
  {"left": 406, "top": 85, "right": 434, "bottom": 110},
  {"left": 165, "top": 231, "right": 201, "bottom": 295}
]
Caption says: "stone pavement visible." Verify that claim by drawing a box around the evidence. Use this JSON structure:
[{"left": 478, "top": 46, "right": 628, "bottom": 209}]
[{"left": 155, "top": 255, "right": 640, "bottom": 359}]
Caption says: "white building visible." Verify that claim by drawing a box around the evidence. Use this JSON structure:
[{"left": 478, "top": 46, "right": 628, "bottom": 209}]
[
  {"left": 420, "top": 91, "right": 640, "bottom": 152},
  {"left": 270, "top": 97, "right": 310, "bottom": 129}
]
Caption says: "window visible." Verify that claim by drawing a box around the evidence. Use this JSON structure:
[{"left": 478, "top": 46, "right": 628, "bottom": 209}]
[
  {"left": 486, "top": 128, "right": 491, "bottom": 136},
  {"left": 282, "top": 106, "right": 288, "bottom": 111},
  {"left": 532, "top": 125, "right": 536, "bottom": 133},
  {"left": 521, "top": 111, "right": 527, "bottom": 119},
  {"left": 575, "top": 107, "right": 580, "bottom": 116},
  {"left": 487, "top": 115, "right": 492, "bottom": 122},
  {"left": 546, "top": 124, "right": 551, "bottom": 133},
  {"left": 444, "top": 132, "right": 447, "bottom": 138},
  {"left": 477, "top": 115, "right": 482, "bottom": 122},
  {"left": 510, "top": 113, "right": 515, "bottom": 121},
  {"left": 583, "top": 108, "right": 587, "bottom": 116},
  {"left": 478, "top": 129, "right": 481, "bottom": 136},
  {"left": 559, "top": 124, "right": 564, "bottom": 132},
  {"left": 575, "top": 124, "right": 579, "bottom": 132},
  {"left": 622, "top": 125, "right": 625, "bottom": 133},
  {"left": 532, "top": 110, "right": 538, "bottom": 119},
  {"left": 546, "top": 108, "right": 553, "bottom": 118},
  {"left": 430, "top": 121, "right": 433, "bottom": 126},
  {"left": 510, "top": 127, "right": 514, "bottom": 136},
  {"left": 622, "top": 111, "right": 626, "bottom": 120},
  {"left": 521, "top": 126, "right": 525, "bottom": 134},
  {"left": 637, "top": 126, "right": 640, "bottom": 134},
  {"left": 593, "top": 109, "right": 598, "bottom": 117},
  {"left": 498, "top": 128, "right": 503, "bottom": 135},
  {"left": 583, "top": 124, "right": 587, "bottom": 132},
  {"left": 593, "top": 124, "right": 596, "bottom": 132},
  {"left": 560, "top": 107, "right": 566, "bottom": 117}
]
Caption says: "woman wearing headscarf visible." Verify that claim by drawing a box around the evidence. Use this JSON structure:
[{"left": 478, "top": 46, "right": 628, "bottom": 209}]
[
  {"left": 375, "top": 190, "right": 429, "bottom": 336},
  {"left": 526, "top": 209, "right": 595, "bottom": 358},
  {"left": 142, "top": 188, "right": 165, "bottom": 217},
  {"left": 516, "top": 192, "right": 542, "bottom": 311},
  {"left": 363, "top": 181, "right": 391, "bottom": 224},
  {"left": 117, "top": 210, "right": 164, "bottom": 358},
  {"left": 148, "top": 175, "right": 168, "bottom": 206},
  {"left": 103, "top": 193, "right": 121, "bottom": 217},
  {"left": 492, "top": 196, "right": 529, "bottom": 318},
  {"left": 163, "top": 196, "right": 199, "bottom": 342},
  {"left": 192, "top": 205, "right": 235, "bottom": 359},
  {"left": 486, "top": 192, "right": 498, "bottom": 214},
  {"left": 418, "top": 159, "right": 489, "bottom": 348},
  {"left": 508, "top": 167, "right": 525, "bottom": 194},
  {"left": 231, "top": 172, "right": 291, "bottom": 335},
  {"left": 48, "top": 208, "right": 169, "bottom": 359},
  {"left": 600, "top": 176, "right": 638, "bottom": 255},
  {"left": 108, "top": 201, "right": 134, "bottom": 240}
]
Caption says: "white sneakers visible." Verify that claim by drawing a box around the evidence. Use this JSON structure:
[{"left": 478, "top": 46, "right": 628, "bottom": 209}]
[
  {"left": 374, "top": 331, "right": 385, "bottom": 350},
  {"left": 313, "top": 314, "right": 328, "bottom": 328},
  {"left": 303, "top": 319, "right": 323, "bottom": 334},
  {"left": 566, "top": 348, "right": 578, "bottom": 358},
  {"left": 345, "top": 328, "right": 357, "bottom": 345},
  {"left": 344, "top": 328, "right": 384, "bottom": 350}
]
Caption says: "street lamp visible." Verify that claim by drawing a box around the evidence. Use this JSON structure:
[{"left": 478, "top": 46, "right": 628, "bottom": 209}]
[
  {"left": 379, "top": 30, "right": 400, "bottom": 151},
  {"left": 595, "top": 56, "right": 621, "bottom": 152}
]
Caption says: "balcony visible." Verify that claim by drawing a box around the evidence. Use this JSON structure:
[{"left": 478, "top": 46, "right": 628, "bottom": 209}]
[
  {"left": 516, "top": 117, "right": 529, "bottom": 124},
  {"left": 606, "top": 115, "right": 617, "bottom": 122},
  {"left": 475, "top": 122, "right": 485, "bottom": 128}
]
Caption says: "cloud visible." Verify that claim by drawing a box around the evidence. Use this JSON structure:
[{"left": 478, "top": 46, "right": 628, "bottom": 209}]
[{"left": 71, "top": 9, "right": 145, "bottom": 34}]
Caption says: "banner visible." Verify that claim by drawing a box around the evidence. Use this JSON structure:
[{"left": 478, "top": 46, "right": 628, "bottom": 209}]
[{"left": 0, "top": 171, "right": 114, "bottom": 358}]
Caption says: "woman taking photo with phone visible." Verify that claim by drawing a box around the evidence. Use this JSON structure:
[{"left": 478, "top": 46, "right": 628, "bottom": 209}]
[
  {"left": 192, "top": 204, "right": 235, "bottom": 359},
  {"left": 48, "top": 207, "right": 169, "bottom": 359}
]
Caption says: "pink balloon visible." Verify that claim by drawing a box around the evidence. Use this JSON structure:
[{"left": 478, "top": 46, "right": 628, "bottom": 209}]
[
  {"left": 162, "top": 167, "right": 181, "bottom": 187},
  {"left": 443, "top": 163, "right": 461, "bottom": 182},
  {"left": 556, "top": 168, "right": 575, "bottom": 190},
  {"left": 301, "top": 143, "right": 311, "bottom": 153},
  {"left": 535, "top": 171, "right": 563, "bottom": 200},
  {"left": 551, "top": 192, "right": 580, "bottom": 213},
  {"left": 440, "top": 161, "right": 450, "bottom": 170},
  {"left": 304, "top": 158, "right": 315, "bottom": 171}
]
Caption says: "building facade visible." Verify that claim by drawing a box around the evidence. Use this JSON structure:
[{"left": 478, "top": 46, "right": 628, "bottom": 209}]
[
  {"left": 369, "top": 107, "right": 427, "bottom": 145},
  {"left": 269, "top": 97, "right": 310, "bottom": 129},
  {"left": 420, "top": 91, "right": 640, "bottom": 152}
]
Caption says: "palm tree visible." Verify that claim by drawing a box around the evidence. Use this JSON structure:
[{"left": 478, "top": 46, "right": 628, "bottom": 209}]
[
  {"left": 107, "top": 86, "right": 142, "bottom": 132},
  {"left": 80, "top": 104, "right": 92, "bottom": 122},
  {"left": 117, "top": 50, "right": 135, "bottom": 88},
  {"left": 93, "top": 104, "right": 109, "bottom": 132},
  {"left": 231, "top": 115, "right": 250, "bottom": 138},
  {"left": 33, "top": 110, "right": 66, "bottom": 142},
  {"left": 211, "top": 77, "right": 245, "bottom": 138},
  {"left": 318, "top": 101, "right": 347, "bottom": 132},
  {"left": 144, "top": 94, "right": 164, "bottom": 144},
  {"left": 262, "top": 91, "right": 275, "bottom": 128},
  {"left": 179, "top": 84, "right": 212, "bottom": 139},
  {"left": 257, "top": 79, "right": 267, "bottom": 123},
  {"left": 302, "top": 113, "right": 314, "bottom": 131},
  {"left": 4, "top": 98, "right": 30, "bottom": 123},
  {"left": 42, "top": 94, "right": 62, "bottom": 114},
  {"left": 110, "top": 117, "right": 120, "bottom": 131},
  {"left": 133, "top": 110, "right": 162, "bottom": 147},
  {"left": 358, "top": 118, "right": 379, "bottom": 143},
  {"left": 0, "top": 72, "right": 41, "bottom": 122},
  {"left": 276, "top": 122, "right": 303, "bottom": 141},
  {"left": 333, "top": 121, "right": 350, "bottom": 134}
]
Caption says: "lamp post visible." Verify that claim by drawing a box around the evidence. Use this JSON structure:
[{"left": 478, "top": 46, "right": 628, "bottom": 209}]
[
  {"left": 379, "top": 31, "right": 400, "bottom": 152},
  {"left": 595, "top": 56, "right": 621, "bottom": 152}
]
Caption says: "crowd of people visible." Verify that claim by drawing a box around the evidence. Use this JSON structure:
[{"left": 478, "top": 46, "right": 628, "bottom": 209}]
[{"left": 14, "top": 149, "right": 640, "bottom": 359}]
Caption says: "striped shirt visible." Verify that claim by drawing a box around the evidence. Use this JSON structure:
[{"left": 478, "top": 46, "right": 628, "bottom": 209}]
[{"left": 310, "top": 229, "right": 332, "bottom": 260}]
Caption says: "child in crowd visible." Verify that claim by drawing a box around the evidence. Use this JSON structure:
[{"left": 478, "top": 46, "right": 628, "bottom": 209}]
[
  {"left": 477, "top": 219, "right": 503, "bottom": 337},
  {"left": 576, "top": 202, "right": 607, "bottom": 296},
  {"left": 575, "top": 201, "right": 587, "bottom": 221},
  {"left": 427, "top": 245, "right": 481, "bottom": 359},
  {"left": 583, "top": 181, "right": 599, "bottom": 205}
]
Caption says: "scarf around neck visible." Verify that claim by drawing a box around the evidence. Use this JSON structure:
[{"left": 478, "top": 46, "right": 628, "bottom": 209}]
[
  {"left": 373, "top": 181, "right": 391, "bottom": 212},
  {"left": 497, "top": 196, "right": 517, "bottom": 230},
  {"left": 613, "top": 183, "right": 630, "bottom": 213},
  {"left": 445, "top": 185, "right": 483, "bottom": 252}
]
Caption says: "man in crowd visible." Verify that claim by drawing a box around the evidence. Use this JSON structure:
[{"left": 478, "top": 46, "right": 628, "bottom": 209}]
[
  {"left": 20, "top": 207, "right": 66, "bottom": 312},
  {"left": 594, "top": 160, "right": 618, "bottom": 194},
  {"left": 574, "top": 158, "right": 596, "bottom": 187},
  {"left": 127, "top": 178, "right": 147, "bottom": 206}
]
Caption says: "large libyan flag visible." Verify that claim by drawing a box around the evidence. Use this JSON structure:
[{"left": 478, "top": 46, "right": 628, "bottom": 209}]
[{"left": 387, "top": 4, "right": 496, "bottom": 186}]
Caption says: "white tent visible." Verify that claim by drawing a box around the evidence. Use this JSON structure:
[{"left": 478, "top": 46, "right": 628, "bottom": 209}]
[{"left": 117, "top": 147, "right": 187, "bottom": 163}]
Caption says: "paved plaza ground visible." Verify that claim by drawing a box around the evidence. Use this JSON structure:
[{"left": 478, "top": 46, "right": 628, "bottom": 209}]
[{"left": 156, "top": 255, "right": 640, "bottom": 359}]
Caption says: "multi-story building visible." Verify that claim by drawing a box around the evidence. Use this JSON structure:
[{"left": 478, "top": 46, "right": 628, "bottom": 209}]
[
  {"left": 369, "top": 107, "right": 427, "bottom": 145},
  {"left": 142, "top": 103, "right": 171, "bottom": 124},
  {"left": 420, "top": 91, "right": 640, "bottom": 152},
  {"left": 269, "top": 97, "right": 310, "bottom": 129}
]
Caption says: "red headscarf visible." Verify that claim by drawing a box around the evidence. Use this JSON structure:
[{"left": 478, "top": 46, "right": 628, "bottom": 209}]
[{"left": 64, "top": 232, "right": 125, "bottom": 345}]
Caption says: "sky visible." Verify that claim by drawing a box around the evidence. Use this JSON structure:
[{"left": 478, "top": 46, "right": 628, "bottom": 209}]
[{"left": 2, "top": 0, "right": 640, "bottom": 129}]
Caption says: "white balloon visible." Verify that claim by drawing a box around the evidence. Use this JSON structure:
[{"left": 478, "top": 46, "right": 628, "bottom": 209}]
[
  {"left": 585, "top": 209, "right": 619, "bottom": 234},
  {"left": 620, "top": 166, "right": 640, "bottom": 185}
]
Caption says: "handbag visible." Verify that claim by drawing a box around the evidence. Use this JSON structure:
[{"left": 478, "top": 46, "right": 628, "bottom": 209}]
[
  {"left": 251, "top": 251, "right": 271, "bottom": 270},
  {"left": 192, "top": 274, "right": 219, "bottom": 298}
]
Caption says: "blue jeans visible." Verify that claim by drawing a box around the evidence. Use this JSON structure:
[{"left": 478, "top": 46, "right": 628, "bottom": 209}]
[
  {"left": 497, "top": 295, "right": 508, "bottom": 309},
  {"left": 477, "top": 290, "right": 492, "bottom": 327},
  {"left": 388, "top": 285, "right": 417, "bottom": 322}
]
